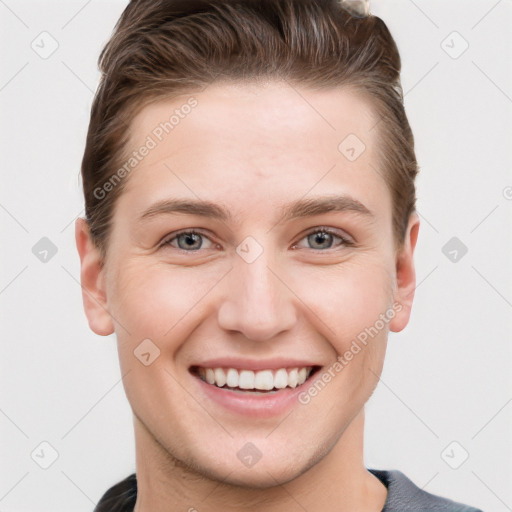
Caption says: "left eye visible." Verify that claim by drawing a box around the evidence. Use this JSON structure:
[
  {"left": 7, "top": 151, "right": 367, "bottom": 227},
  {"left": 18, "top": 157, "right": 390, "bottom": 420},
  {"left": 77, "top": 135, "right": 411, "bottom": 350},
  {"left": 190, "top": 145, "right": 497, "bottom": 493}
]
[{"left": 293, "top": 228, "right": 352, "bottom": 251}]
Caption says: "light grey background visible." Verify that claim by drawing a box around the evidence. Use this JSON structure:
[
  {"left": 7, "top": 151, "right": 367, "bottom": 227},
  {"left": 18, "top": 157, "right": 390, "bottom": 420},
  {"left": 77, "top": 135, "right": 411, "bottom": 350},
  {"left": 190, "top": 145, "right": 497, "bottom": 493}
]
[{"left": 1, "top": 1, "right": 511, "bottom": 510}]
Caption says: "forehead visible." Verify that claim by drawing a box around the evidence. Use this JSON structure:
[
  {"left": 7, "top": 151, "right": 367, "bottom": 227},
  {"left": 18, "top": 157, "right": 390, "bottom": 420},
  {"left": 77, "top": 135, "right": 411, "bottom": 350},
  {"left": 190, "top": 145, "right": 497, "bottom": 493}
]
[
  {"left": 128, "top": 81, "right": 378, "bottom": 161},
  {"left": 116, "top": 81, "right": 389, "bottom": 224}
]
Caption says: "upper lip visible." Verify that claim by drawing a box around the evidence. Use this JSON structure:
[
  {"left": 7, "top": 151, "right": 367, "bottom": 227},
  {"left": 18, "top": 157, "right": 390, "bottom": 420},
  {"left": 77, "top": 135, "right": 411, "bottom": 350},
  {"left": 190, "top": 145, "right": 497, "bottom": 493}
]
[{"left": 190, "top": 357, "right": 322, "bottom": 371}]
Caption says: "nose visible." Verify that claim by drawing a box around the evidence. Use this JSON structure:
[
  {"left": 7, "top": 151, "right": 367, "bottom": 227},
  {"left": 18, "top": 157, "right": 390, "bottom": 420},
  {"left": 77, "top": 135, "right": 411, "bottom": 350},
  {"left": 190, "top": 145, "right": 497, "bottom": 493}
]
[{"left": 217, "top": 249, "right": 297, "bottom": 342}]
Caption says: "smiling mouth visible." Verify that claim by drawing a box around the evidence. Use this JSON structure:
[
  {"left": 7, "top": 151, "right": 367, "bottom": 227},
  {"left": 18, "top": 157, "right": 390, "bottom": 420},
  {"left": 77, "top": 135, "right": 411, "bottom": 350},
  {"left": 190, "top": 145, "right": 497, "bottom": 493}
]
[{"left": 190, "top": 365, "right": 321, "bottom": 394}]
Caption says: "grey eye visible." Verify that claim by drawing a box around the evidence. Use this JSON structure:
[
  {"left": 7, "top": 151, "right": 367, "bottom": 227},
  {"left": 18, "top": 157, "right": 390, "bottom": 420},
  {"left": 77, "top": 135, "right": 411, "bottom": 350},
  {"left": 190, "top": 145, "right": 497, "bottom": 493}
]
[
  {"left": 307, "top": 231, "right": 335, "bottom": 250},
  {"left": 176, "top": 232, "right": 203, "bottom": 250},
  {"left": 293, "top": 228, "right": 351, "bottom": 251}
]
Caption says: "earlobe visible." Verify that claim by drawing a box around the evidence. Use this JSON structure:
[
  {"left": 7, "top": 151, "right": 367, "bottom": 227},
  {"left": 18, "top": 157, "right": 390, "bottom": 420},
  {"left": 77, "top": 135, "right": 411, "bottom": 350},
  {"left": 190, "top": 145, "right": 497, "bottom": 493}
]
[
  {"left": 75, "top": 218, "right": 115, "bottom": 336},
  {"left": 388, "top": 213, "right": 420, "bottom": 333}
]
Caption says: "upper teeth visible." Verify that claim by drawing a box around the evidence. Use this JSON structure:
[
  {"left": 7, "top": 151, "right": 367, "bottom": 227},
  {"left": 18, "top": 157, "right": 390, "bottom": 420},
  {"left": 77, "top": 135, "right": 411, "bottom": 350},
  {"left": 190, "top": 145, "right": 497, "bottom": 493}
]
[{"left": 197, "top": 367, "right": 313, "bottom": 390}]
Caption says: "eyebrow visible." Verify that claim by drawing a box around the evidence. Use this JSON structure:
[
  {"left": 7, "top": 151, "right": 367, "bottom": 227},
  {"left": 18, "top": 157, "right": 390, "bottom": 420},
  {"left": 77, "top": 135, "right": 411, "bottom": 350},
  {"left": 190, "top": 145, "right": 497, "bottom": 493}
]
[{"left": 137, "top": 195, "right": 374, "bottom": 224}]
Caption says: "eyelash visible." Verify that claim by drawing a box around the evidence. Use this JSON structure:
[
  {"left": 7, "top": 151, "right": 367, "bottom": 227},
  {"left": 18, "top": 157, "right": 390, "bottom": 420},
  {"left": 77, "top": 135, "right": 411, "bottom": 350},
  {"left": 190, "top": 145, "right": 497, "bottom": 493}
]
[{"left": 160, "top": 227, "right": 354, "bottom": 252}]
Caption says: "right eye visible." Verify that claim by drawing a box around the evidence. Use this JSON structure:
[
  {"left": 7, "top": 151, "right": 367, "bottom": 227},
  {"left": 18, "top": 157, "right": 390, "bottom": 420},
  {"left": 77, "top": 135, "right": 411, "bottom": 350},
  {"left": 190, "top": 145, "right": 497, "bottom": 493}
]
[{"left": 160, "top": 230, "right": 216, "bottom": 252}]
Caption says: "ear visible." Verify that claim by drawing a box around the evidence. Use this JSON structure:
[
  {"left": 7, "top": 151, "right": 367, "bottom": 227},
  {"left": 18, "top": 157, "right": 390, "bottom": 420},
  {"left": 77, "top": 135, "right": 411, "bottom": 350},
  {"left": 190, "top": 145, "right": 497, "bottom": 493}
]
[
  {"left": 388, "top": 212, "right": 420, "bottom": 333},
  {"left": 75, "top": 218, "right": 115, "bottom": 336}
]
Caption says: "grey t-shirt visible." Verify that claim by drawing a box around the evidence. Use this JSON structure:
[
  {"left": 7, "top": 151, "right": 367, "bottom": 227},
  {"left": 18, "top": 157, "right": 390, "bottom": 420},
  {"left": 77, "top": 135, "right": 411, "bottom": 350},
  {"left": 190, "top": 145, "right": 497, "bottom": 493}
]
[
  {"left": 369, "top": 469, "right": 484, "bottom": 511},
  {"left": 94, "top": 469, "right": 484, "bottom": 511}
]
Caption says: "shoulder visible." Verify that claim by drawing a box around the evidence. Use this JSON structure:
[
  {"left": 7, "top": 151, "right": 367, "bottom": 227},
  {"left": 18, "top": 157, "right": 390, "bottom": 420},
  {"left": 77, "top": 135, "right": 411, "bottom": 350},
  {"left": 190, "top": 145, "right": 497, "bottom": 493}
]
[
  {"left": 94, "top": 473, "right": 137, "bottom": 512},
  {"left": 368, "top": 469, "right": 484, "bottom": 512}
]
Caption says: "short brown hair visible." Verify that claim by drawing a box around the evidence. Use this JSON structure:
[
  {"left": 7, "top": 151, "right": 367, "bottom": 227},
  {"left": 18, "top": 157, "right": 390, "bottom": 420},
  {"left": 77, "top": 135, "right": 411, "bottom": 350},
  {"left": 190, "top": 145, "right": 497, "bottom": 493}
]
[{"left": 81, "top": 0, "right": 418, "bottom": 264}]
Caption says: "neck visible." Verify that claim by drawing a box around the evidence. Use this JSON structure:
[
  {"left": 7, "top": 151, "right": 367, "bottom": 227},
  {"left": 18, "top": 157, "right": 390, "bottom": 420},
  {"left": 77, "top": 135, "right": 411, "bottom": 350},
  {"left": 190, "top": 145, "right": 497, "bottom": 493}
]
[{"left": 133, "top": 409, "right": 386, "bottom": 512}]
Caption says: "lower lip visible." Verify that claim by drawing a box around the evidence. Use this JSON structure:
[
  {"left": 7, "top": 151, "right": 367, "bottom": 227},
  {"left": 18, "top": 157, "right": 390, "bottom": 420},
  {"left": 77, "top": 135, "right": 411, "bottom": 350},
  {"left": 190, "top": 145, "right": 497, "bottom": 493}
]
[{"left": 192, "top": 373, "right": 315, "bottom": 418}]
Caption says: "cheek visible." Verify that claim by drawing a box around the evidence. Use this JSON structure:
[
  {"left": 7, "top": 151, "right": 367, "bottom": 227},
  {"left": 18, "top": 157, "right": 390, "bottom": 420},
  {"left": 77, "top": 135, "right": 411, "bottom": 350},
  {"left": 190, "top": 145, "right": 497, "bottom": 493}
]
[
  {"left": 294, "top": 263, "right": 392, "bottom": 419},
  {"left": 109, "top": 262, "right": 224, "bottom": 344},
  {"left": 290, "top": 259, "right": 395, "bottom": 349},
  {"left": 109, "top": 248, "right": 395, "bottom": 353}
]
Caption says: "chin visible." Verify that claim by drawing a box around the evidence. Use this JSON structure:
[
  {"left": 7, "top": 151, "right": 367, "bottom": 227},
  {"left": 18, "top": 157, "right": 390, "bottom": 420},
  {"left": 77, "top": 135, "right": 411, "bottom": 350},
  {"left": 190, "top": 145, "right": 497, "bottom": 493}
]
[
  {"left": 179, "top": 443, "right": 326, "bottom": 490},
  {"left": 209, "top": 463, "right": 308, "bottom": 490}
]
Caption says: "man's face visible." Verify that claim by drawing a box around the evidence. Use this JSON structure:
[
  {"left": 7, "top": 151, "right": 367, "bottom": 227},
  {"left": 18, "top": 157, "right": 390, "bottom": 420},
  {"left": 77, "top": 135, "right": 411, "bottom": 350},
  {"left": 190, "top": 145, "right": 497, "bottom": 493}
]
[{"left": 82, "top": 82, "right": 416, "bottom": 487}]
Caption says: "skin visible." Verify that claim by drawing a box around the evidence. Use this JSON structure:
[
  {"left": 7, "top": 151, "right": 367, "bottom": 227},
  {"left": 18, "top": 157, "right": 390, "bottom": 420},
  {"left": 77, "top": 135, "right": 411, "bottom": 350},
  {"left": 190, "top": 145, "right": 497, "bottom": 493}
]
[{"left": 76, "top": 81, "right": 420, "bottom": 512}]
